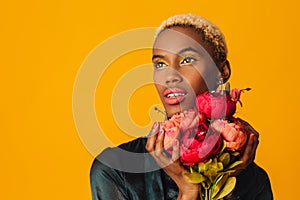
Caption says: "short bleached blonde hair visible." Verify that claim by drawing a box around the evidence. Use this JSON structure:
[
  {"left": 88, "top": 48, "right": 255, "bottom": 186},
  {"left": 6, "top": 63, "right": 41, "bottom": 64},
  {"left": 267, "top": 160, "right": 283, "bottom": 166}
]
[{"left": 155, "top": 14, "right": 228, "bottom": 64}]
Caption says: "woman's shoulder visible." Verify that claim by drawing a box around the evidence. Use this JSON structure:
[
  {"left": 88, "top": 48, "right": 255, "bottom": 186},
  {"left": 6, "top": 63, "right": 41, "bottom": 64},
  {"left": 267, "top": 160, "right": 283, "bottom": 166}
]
[
  {"left": 91, "top": 137, "right": 150, "bottom": 173},
  {"left": 97, "top": 137, "right": 148, "bottom": 160},
  {"left": 117, "top": 137, "right": 148, "bottom": 153},
  {"left": 245, "top": 162, "right": 271, "bottom": 182},
  {"left": 233, "top": 162, "right": 273, "bottom": 199},
  {"left": 90, "top": 138, "right": 149, "bottom": 200}
]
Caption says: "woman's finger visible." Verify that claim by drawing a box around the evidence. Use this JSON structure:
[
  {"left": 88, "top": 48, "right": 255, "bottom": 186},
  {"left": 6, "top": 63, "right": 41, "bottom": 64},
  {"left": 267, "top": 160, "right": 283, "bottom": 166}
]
[
  {"left": 171, "top": 139, "right": 180, "bottom": 162},
  {"left": 236, "top": 117, "right": 259, "bottom": 138},
  {"left": 241, "top": 134, "right": 254, "bottom": 164},
  {"left": 155, "top": 128, "right": 165, "bottom": 156},
  {"left": 153, "top": 130, "right": 175, "bottom": 168},
  {"left": 231, "top": 133, "right": 256, "bottom": 176},
  {"left": 249, "top": 133, "right": 259, "bottom": 160},
  {"left": 235, "top": 118, "right": 260, "bottom": 165},
  {"left": 146, "top": 122, "right": 179, "bottom": 168},
  {"left": 145, "top": 122, "right": 159, "bottom": 152},
  {"left": 241, "top": 133, "right": 259, "bottom": 167}
]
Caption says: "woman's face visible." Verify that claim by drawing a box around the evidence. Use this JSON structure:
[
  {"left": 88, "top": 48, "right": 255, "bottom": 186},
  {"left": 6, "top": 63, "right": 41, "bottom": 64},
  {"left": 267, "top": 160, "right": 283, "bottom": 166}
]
[{"left": 152, "top": 26, "right": 219, "bottom": 117}]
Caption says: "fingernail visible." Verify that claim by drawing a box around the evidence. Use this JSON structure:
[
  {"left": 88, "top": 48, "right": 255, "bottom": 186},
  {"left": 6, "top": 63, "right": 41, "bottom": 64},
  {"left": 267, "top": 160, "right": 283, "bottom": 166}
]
[
  {"left": 152, "top": 122, "right": 158, "bottom": 130},
  {"left": 250, "top": 134, "right": 255, "bottom": 140},
  {"left": 158, "top": 129, "right": 163, "bottom": 135},
  {"left": 173, "top": 139, "right": 178, "bottom": 146}
]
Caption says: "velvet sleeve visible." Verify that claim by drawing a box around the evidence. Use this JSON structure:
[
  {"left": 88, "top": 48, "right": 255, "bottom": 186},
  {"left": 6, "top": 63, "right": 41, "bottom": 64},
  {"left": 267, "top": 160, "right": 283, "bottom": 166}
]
[
  {"left": 230, "top": 162, "right": 273, "bottom": 200},
  {"left": 89, "top": 137, "right": 178, "bottom": 200},
  {"left": 255, "top": 177, "right": 273, "bottom": 200},
  {"left": 90, "top": 138, "right": 273, "bottom": 200},
  {"left": 90, "top": 157, "right": 128, "bottom": 200}
]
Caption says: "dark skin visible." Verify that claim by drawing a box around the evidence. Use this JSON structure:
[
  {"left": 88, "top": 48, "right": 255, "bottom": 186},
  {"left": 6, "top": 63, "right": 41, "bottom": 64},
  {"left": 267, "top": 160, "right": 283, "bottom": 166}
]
[{"left": 145, "top": 26, "right": 259, "bottom": 200}]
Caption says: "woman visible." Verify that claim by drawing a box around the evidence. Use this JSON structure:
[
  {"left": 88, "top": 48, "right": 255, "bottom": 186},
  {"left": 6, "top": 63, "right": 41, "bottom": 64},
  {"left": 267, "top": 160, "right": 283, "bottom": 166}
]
[{"left": 90, "top": 14, "right": 273, "bottom": 200}]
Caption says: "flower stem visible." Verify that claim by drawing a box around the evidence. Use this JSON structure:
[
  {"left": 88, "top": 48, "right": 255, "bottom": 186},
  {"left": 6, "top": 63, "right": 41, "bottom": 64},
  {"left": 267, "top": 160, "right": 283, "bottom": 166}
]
[
  {"left": 205, "top": 188, "right": 208, "bottom": 200},
  {"left": 204, "top": 188, "right": 212, "bottom": 200}
]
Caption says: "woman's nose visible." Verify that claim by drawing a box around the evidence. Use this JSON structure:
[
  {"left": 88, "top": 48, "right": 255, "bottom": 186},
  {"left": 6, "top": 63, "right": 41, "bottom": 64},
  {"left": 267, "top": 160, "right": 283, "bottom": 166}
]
[{"left": 165, "top": 69, "right": 182, "bottom": 87}]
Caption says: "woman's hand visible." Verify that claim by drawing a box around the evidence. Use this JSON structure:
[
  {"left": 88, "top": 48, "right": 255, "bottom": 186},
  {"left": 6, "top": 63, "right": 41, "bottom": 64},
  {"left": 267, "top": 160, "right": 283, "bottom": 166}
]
[
  {"left": 146, "top": 122, "right": 199, "bottom": 200},
  {"left": 232, "top": 118, "right": 260, "bottom": 176}
]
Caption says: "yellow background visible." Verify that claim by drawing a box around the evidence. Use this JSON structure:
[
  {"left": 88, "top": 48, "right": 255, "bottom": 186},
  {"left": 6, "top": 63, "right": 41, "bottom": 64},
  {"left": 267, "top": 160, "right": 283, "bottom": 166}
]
[{"left": 1, "top": 0, "right": 299, "bottom": 199}]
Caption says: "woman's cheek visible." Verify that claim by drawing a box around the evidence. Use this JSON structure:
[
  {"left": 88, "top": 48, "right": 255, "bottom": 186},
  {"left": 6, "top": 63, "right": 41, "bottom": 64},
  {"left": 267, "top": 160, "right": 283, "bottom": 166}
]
[{"left": 153, "top": 72, "right": 164, "bottom": 86}]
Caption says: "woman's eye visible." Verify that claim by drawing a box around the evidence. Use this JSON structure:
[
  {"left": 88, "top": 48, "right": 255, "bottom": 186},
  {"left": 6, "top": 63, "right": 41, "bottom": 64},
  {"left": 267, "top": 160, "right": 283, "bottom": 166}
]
[
  {"left": 154, "top": 62, "right": 167, "bottom": 69},
  {"left": 181, "top": 56, "right": 197, "bottom": 64}
]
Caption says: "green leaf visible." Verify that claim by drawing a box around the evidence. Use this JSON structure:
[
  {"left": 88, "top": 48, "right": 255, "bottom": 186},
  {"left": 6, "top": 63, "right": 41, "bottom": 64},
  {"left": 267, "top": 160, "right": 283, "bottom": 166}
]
[
  {"left": 227, "top": 161, "right": 243, "bottom": 170},
  {"left": 201, "top": 181, "right": 210, "bottom": 190},
  {"left": 219, "top": 152, "right": 230, "bottom": 168},
  {"left": 189, "top": 166, "right": 195, "bottom": 173},
  {"left": 220, "top": 170, "right": 236, "bottom": 175},
  {"left": 211, "top": 174, "right": 229, "bottom": 198},
  {"left": 217, "top": 162, "right": 223, "bottom": 171},
  {"left": 220, "top": 140, "right": 227, "bottom": 153},
  {"left": 210, "top": 158, "right": 223, "bottom": 172},
  {"left": 211, "top": 158, "right": 218, "bottom": 169},
  {"left": 198, "top": 159, "right": 212, "bottom": 172},
  {"left": 213, "top": 177, "right": 236, "bottom": 200},
  {"left": 209, "top": 158, "right": 223, "bottom": 172},
  {"left": 231, "top": 151, "right": 240, "bottom": 157},
  {"left": 198, "top": 163, "right": 208, "bottom": 173},
  {"left": 185, "top": 172, "right": 206, "bottom": 184},
  {"left": 206, "top": 158, "right": 213, "bottom": 165},
  {"left": 202, "top": 159, "right": 223, "bottom": 183},
  {"left": 204, "top": 168, "right": 217, "bottom": 182}
]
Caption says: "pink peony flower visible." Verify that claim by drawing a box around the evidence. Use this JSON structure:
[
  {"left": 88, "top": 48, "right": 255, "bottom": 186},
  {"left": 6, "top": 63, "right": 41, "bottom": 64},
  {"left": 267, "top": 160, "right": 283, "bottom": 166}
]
[
  {"left": 211, "top": 119, "right": 248, "bottom": 151},
  {"left": 181, "top": 109, "right": 200, "bottom": 132},
  {"left": 180, "top": 110, "right": 207, "bottom": 131},
  {"left": 196, "top": 91, "right": 237, "bottom": 119},
  {"left": 161, "top": 110, "right": 206, "bottom": 152},
  {"left": 159, "top": 113, "right": 182, "bottom": 150}
]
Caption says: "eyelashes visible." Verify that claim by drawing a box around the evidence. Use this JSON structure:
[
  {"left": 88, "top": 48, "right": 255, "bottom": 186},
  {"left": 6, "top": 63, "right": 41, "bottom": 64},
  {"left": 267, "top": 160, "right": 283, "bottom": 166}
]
[
  {"left": 153, "top": 56, "right": 198, "bottom": 69},
  {"left": 180, "top": 56, "right": 197, "bottom": 64}
]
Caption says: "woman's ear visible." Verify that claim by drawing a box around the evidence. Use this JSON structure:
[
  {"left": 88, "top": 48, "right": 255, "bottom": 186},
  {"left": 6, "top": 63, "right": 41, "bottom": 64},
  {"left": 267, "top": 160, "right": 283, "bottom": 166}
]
[{"left": 219, "top": 60, "right": 231, "bottom": 83}]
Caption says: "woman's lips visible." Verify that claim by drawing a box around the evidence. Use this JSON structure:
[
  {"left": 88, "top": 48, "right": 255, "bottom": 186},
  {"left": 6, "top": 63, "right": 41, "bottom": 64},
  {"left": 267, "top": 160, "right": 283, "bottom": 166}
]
[{"left": 163, "top": 88, "right": 187, "bottom": 105}]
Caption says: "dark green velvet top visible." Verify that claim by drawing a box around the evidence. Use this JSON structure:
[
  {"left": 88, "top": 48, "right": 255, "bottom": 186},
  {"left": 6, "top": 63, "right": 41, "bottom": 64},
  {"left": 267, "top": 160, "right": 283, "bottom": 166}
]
[{"left": 90, "top": 137, "right": 273, "bottom": 200}]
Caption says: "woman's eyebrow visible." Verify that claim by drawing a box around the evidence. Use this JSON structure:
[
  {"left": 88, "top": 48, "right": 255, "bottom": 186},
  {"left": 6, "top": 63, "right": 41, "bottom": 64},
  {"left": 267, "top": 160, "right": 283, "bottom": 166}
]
[
  {"left": 152, "top": 54, "right": 165, "bottom": 61},
  {"left": 178, "top": 47, "right": 201, "bottom": 55},
  {"left": 152, "top": 47, "right": 203, "bottom": 61}
]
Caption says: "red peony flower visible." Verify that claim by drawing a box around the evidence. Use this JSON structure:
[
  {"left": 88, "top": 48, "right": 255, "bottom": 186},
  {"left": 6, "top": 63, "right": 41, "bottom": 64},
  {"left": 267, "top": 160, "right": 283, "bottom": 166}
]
[
  {"left": 211, "top": 119, "right": 248, "bottom": 151},
  {"left": 195, "top": 122, "right": 208, "bottom": 141},
  {"left": 180, "top": 132, "right": 223, "bottom": 166},
  {"left": 195, "top": 91, "right": 238, "bottom": 119}
]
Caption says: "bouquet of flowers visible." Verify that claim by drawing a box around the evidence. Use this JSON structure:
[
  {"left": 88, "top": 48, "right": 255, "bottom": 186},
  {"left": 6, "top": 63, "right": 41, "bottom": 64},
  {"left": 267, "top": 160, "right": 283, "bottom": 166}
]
[{"left": 159, "top": 84, "right": 251, "bottom": 200}]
